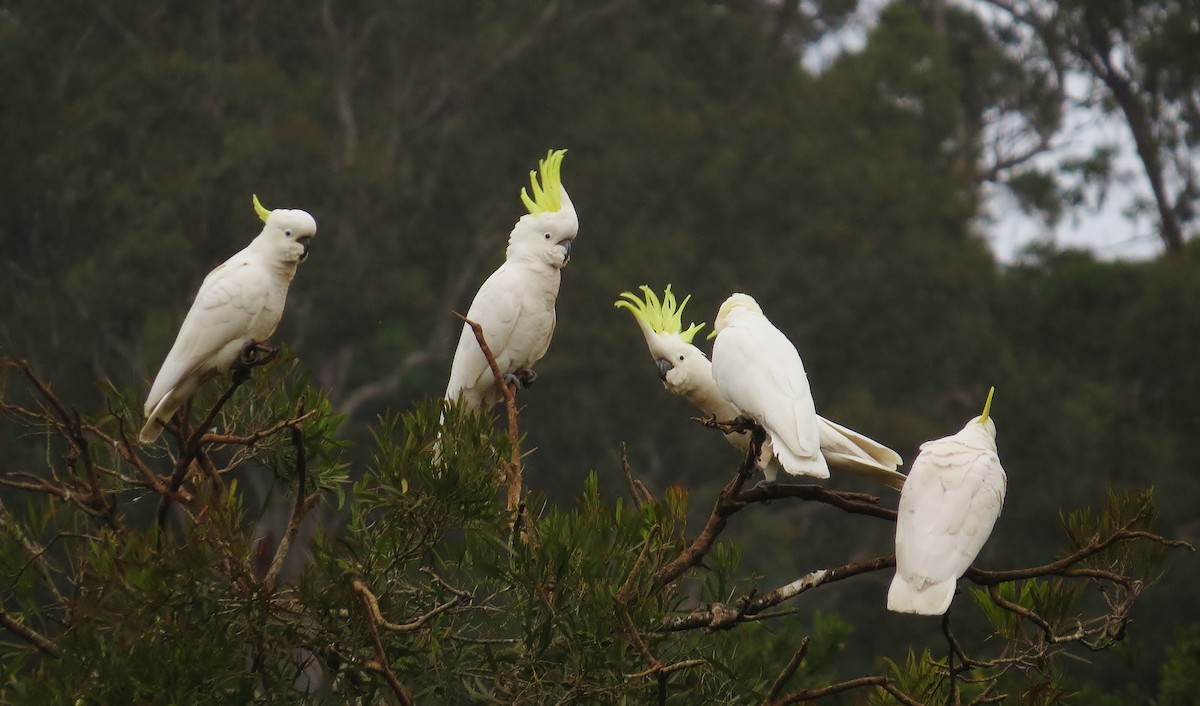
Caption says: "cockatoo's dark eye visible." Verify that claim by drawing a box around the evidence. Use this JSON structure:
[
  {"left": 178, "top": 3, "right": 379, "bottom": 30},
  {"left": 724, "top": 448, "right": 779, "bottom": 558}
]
[
  {"left": 543, "top": 232, "right": 551, "bottom": 239},
  {"left": 679, "top": 355, "right": 685, "bottom": 361},
  {"left": 285, "top": 230, "right": 293, "bottom": 237}
]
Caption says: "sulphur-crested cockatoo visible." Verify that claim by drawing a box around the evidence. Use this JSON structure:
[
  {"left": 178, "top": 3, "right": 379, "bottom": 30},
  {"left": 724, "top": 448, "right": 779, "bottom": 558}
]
[
  {"left": 140, "top": 195, "right": 316, "bottom": 443},
  {"left": 888, "top": 388, "right": 1006, "bottom": 615},
  {"left": 615, "top": 285, "right": 905, "bottom": 489},
  {"left": 707, "top": 293, "right": 830, "bottom": 482},
  {"left": 445, "top": 149, "right": 578, "bottom": 410}
]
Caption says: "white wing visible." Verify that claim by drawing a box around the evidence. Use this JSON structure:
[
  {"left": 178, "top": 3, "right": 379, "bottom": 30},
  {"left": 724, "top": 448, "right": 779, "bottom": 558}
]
[
  {"left": 141, "top": 254, "right": 275, "bottom": 441},
  {"left": 893, "top": 438, "right": 1006, "bottom": 609},
  {"left": 445, "top": 263, "right": 554, "bottom": 409},
  {"left": 712, "top": 317, "right": 825, "bottom": 478}
]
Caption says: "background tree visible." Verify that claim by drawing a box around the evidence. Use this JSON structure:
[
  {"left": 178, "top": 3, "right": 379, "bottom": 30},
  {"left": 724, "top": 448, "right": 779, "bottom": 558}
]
[{"left": 0, "top": 356, "right": 1190, "bottom": 703}]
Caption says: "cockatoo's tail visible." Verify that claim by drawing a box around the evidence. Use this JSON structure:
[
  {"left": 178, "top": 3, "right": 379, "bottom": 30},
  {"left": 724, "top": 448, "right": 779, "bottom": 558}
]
[
  {"left": 521, "top": 149, "right": 568, "bottom": 215},
  {"left": 614, "top": 285, "right": 707, "bottom": 343},
  {"left": 980, "top": 386, "right": 995, "bottom": 424}
]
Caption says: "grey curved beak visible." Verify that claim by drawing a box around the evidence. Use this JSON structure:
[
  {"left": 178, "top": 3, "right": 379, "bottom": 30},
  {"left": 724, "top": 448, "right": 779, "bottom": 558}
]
[
  {"left": 297, "top": 236, "right": 313, "bottom": 261},
  {"left": 656, "top": 358, "right": 673, "bottom": 381},
  {"left": 561, "top": 239, "right": 573, "bottom": 264}
]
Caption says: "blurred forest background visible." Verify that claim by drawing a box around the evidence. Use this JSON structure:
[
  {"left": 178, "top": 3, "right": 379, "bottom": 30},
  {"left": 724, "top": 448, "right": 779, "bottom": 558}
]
[{"left": 2, "top": 0, "right": 1199, "bottom": 700}]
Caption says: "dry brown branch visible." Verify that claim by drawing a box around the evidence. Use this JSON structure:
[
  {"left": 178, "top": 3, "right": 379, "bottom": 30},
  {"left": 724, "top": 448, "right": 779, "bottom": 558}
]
[
  {"left": 739, "top": 483, "right": 896, "bottom": 522},
  {"left": 352, "top": 579, "right": 416, "bottom": 705},
  {"left": 653, "top": 425, "right": 765, "bottom": 589},
  {"left": 619, "top": 442, "right": 653, "bottom": 511},
  {"left": 199, "top": 409, "right": 318, "bottom": 446},
  {"left": 659, "top": 556, "right": 895, "bottom": 633},
  {"left": 0, "top": 607, "right": 58, "bottom": 658},
  {"left": 769, "top": 675, "right": 889, "bottom": 704},
  {"left": 453, "top": 312, "right": 523, "bottom": 516},
  {"left": 623, "top": 659, "right": 705, "bottom": 679},
  {"left": 967, "top": 527, "right": 1193, "bottom": 585},
  {"left": 762, "top": 638, "right": 810, "bottom": 705},
  {"left": 262, "top": 412, "right": 313, "bottom": 595},
  {"left": 352, "top": 578, "right": 471, "bottom": 634},
  {"left": 614, "top": 525, "right": 663, "bottom": 671}
]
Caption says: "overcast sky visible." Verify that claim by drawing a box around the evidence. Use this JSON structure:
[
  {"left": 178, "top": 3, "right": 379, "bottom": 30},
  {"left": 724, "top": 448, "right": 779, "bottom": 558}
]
[{"left": 802, "top": 0, "right": 1165, "bottom": 264}]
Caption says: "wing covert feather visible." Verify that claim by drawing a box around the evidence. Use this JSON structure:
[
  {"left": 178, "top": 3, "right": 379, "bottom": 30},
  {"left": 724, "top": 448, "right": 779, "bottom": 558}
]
[
  {"left": 144, "top": 260, "right": 266, "bottom": 412},
  {"left": 713, "top": 320, "right": 819, "bottom": 458},
  {"left": 895, "top": 442, "right": 1005, "bottom": 588}
]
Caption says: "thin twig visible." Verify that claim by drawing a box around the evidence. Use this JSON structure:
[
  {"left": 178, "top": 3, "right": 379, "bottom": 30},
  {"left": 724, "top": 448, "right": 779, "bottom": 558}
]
[
  {"left": 352, "top": 578, "right": 470, "bottom": 633},
  {"left": 770, "top": 675, "right": 889, "bottom": 704},
  {"left": 353, "top": 580, "right": 415, "bottom": 706},
  {"left": 199, "top": 409, "right": 318, "bottom": 446},
  {"left": 0, "top": 607, "right": 58, "bottom": 658},
  {"left": 653, "top": 425, "right": 765, "bottom": 589},
  {"left": 262, "top": 405, "right": 311, "bottom": 594},
  {"left": 614, "top": 525, "right": 663, "bottom": 670},
  {"left": 763, "top": 638, "right": 810, "bottom": 705},
  {"left": 619, "top": 441, "right": 652, "bottom": 510},
  {"left": 453, "top": 312, "right": 523, "bottom": 516}
]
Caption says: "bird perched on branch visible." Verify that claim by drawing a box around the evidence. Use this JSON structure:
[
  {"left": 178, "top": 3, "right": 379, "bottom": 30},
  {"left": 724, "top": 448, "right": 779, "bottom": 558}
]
[
  {"left": 140, "top": 195, "right": 316, "bottom": 443},
  {"left": 889, "top": 387, "right": 1006, "bottom": 615},
  {"left": 445, "top": 149, "right": 578, "bottom": 410},
  {"left": 615, "top": 285, "right": 904, "bottom": 489}
]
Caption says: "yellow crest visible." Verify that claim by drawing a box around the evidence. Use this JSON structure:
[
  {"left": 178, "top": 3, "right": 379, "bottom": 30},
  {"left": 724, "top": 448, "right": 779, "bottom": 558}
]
[
  {"left": 614, "top": 285, "right": 707, "bottom": 343},
  {"left": 980, "top": 386, "right": 996, "bottom": 424},
  {"left": 520, "top": 149, "right": 567, "bottom": 215},
  {"left": 252, "top": 194, "right": 271, "bottom": 223}
]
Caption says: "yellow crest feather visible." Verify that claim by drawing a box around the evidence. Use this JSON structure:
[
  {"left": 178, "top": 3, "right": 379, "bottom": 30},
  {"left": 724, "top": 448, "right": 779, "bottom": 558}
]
[
  {"left": 980, "top": 386, "right": 995, "bottom": 424},
  {"left": 614, "top": 285, "right": 706, "bottom": 343},
  {"left": 252, "top": 194, "right": 271, "bottom": 223},
  {"left": 520, "top": 149, "right": 567, "bottom": 215}
]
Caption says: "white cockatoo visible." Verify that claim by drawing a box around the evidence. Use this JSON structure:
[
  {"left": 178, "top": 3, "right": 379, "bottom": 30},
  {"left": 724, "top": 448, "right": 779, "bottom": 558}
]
[
  {"left": 888, "top": 388, "right": 1006, "bottom": 615},
  {"left": 615, "top": 286, "right": 905, "bottom": 489},
  {"left": 707, "top": 293, "right": 829, "bottom": 482},
  {"left": 445, "top": 149, "right": 579, "bottom": 409},
  {"left": 140, "top": 195, "right": 316, "bottom": 443}
]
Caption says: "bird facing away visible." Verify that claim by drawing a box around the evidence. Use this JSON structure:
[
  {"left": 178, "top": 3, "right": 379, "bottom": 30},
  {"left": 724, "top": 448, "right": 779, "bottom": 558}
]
[
  {"left": 888, "top": 388, "right": 1007, "bottom": 615},
  {"left": 140, "top": 195, "right": 316, "bottom": 443},
  {"left": 616, "top": 286, "right": 904, "bottom": 489},
  {"left": 445, "top": 149, "right": 579, "bottom": 410},
  {"left": 708, "top": 293, "right": 829, "bottom": 481}
]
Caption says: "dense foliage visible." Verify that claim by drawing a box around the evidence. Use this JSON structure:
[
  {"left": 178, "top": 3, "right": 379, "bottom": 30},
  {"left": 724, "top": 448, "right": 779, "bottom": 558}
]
[{"left": 1, "top": 0, "right": 1198, "bottom": 702}]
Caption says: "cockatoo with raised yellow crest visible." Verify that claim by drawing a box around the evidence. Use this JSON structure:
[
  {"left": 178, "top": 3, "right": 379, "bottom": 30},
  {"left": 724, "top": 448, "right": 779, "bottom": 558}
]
[
  {"left": 888, "top": 388, "right": 1006, "bottom": 615},
  {"left": 616, "top": 287, "right": 905, "bottom": 489},
  {"left": 140, "top": 195, "right": 316, "bottom": 444},
  {"left": 445, "top": 149, "right": 578, "bottom": 410}
]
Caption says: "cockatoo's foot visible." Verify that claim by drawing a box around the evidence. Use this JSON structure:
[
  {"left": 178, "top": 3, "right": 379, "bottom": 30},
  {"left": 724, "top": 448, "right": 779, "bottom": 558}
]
[
  {"left": 513, "top": 368, "right": 537, "bottom": 388},
  {"left": 233, "top": 341, "right": 279, "bottom": 382},
  {"left": 753, "top": 479, "right": 777, "bottom": 492}
]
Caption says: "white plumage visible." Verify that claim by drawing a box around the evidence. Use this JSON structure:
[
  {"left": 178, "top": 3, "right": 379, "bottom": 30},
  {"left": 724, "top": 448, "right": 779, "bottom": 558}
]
[
  {"left": 140, "top": 197, "right": 316, "bottom": 443},
  {"left": 445, "top": 150, "right": 578, "bottom": 410},
  {"left": 888, "top": 390, "right": 1006, "bottom": 615},
  {"left": 709, "top": 293, "right": 828, "bottom": 481},
  {"left": 615, "top": 286, "right": 905, "bottom": 488}
]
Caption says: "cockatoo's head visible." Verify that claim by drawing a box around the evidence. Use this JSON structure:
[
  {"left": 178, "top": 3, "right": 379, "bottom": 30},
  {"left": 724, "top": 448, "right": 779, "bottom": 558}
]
[
  {"left": 961, "top": 386, "right": 997, "bottom": 442},
  {"left": 614, "top": 285, "right": 711, "bottom": 392},
  {"left": 251, "top": 194, "right": 317, "bottom": 264},
  {"left": 506, "top": 149, "right": 578, "bottom": 269},
  {"left": 710, "top": 293, "right": 763, "bottom": 336}
]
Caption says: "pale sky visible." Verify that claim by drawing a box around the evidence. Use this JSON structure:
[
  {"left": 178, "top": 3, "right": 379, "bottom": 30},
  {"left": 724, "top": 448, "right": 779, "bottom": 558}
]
[{"left": 802, "top": 0, "right": 1165, "bottom": 264}]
